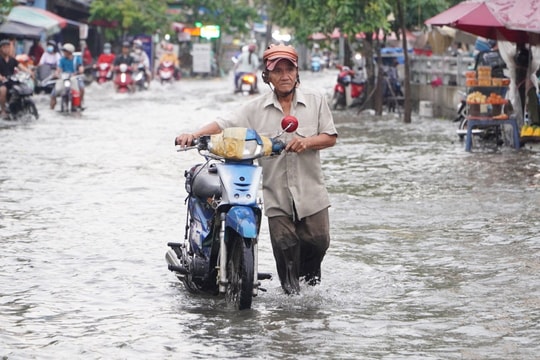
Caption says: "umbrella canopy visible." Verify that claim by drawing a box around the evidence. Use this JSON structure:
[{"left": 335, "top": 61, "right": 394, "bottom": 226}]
[
  {"left": 0, "top": 21, "right": 43, "bottom": 39},
  {"left": 7, "top": 6, "right": 67, "bottom": 36},
  {"left": 425, "top": 0, "right": 540, "bottom": 44}
]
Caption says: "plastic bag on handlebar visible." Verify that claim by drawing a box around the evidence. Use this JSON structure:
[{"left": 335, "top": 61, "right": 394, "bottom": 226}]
[{"left": 208, "top": 127, "right": 273, "bottom": 160}]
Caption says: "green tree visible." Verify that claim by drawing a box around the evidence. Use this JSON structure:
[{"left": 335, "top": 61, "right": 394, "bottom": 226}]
[{"left": 89, "top": 0, "right": 170, "bottom": 40}]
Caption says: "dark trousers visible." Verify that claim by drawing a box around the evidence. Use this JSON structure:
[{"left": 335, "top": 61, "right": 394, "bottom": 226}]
[{"left": 268, "top": 208, "right": 330, "bottom": 294}]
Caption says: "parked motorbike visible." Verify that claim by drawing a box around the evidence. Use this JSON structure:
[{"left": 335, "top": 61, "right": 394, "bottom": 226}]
[
  {"left": 166, "top": 117, "right": 298, "bottom": 310},
  {"left": 3, "top": 72, "right": 38, "bottom": 121},
  {"left": 113, "top": 64, "right": 134, "bottom": 93},
  {"left": 157, "top": 61, "right": 179, "bottom": 84},
  {"left": 134, "top": 64, "right": 149, "bottom": 91},
  {"left": 332, "top": 66, "right": 366, "bottom": 110},
  {"left": 236, "top": 73, "right": 258, "bottom": 96},
  {"left": 59, "top": 73, "right": 82, "bottom": 113},
  {"left": 34, "top": 64, "right": 56, "bottom": 94},
  {"left": 94, "top": 62, "right": 113, "bottom": 84}
]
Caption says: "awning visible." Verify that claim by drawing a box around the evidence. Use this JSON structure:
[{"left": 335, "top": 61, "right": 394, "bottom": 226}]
[
  {"left": 7, "top": 6, "right": 68, "bottom": 36},
  {"left": 0, "top": 21, "right": 43, "bottom": 39}
]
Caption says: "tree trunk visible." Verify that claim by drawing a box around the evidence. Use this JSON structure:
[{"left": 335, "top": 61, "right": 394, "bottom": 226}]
[{"left": 397, "top": 0, "right": 412, "bottom": 123}]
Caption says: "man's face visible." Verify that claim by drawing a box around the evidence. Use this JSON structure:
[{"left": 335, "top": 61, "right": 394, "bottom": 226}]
[
  {"left": 269, "top": 59, "right": 297, "bottom": 92},
  {"left": 0, "top": 44, "right": 9, "bottom": 55},
  {"left": 63, "top": 50, "right": 72, "bottom": 59},
  {"left": 122, "top": 46, "right": 129, "bottom": 54}
]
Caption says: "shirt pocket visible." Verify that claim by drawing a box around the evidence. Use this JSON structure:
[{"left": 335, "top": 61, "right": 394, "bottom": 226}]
[{"left": 295, "top": 124, "right": 318, "bottom": 138}]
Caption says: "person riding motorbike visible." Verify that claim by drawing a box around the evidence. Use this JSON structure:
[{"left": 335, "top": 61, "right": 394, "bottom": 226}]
[
  {"left": 233, "top": 44, "right": 259, "bottom": 92},
  {"left": 131, "top": 39, "right": 151, "bottom": 85},
  {"left": 38, "top": 40, "right": 61, "bottom": 69},
  {"left": 176, "top": 43, "right": 338, "bottom": 295},
  {"left": 50, "top": 43, "right": 85, "bottom": 110},
  {"left": 158, "top": 43, "right": 180, "bottom": 80},
  {"left": 113, "top": 41, "right": 135, "bottom": 92},
  {"left": 0, "top": 39, "right": 32, "bottom": 119},
  {"left": 97, "top": 42, "right": 115, "bottom": 65}
]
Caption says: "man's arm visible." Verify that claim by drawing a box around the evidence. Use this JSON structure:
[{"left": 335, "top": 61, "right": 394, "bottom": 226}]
[{"left": 175, "top": 121, "right": 222, "bottom": 147}]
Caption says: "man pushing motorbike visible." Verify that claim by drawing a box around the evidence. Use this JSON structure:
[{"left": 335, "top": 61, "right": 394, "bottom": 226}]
[{"left": 176, "top": 44, "right": 337, "bottom": 295}]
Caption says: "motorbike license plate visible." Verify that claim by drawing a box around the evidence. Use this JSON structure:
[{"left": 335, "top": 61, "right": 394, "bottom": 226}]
[{"left": 241, "top": 84, "right": 251, "bottom": 91}]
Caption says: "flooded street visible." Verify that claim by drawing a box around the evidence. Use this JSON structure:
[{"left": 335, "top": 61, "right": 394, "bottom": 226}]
[{"left": 1, "top": 69, "right": 539, "bottom": 359}]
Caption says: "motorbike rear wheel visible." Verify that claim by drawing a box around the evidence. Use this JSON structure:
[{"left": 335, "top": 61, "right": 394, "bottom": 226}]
[
  {"left": 332, "top": 92, "right": 345, "bottom": 110},
  {"left": 225, "top": 234, "right": 254, "bottom": 310}
]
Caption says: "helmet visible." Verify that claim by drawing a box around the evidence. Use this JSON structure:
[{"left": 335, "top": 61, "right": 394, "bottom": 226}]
[
  {"left": 47, "top": 39, "right": 56, "bottom": 47},
  {"left": 122, "top": 41, "right": 130, "bottom": 48},
  {"left": 263, "top": 44, "right": 298, "bottom": 71},
  {"left": 62, "top": 43, "right": 75, "bottom": 53},
  {"left": 0, "top": 39, "right": 11, "bottom": 47},
  {"left": 104, "top": 42, "right": 111, "bottom": 49},
  {"left": 133, "top": 39, "right": 143, "bottom": 48},
  {"left": 248, "top": 44, "right": 256, "bottom": 52}
]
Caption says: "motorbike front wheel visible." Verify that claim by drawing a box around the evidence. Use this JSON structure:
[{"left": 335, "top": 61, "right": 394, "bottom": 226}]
[
  {"left": 225, "top": 234, "right": 254, "bottom": 310},
  {"left": 24, "top": 100, "right": 39, "bottom": 120}
]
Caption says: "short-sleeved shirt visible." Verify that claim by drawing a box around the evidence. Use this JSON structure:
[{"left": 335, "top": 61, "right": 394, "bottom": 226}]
[
  {"left": 216, "top": 87, "right": 337, "bottom": 219},
  {"left": 0, "top": 56, "right": 19, "bottom": 77},
  {"left": 58, "top": 56, "right": 82, "bottom": 74},
  {"left": 235, "top": 51, "right": 259, "bottom": 73}
]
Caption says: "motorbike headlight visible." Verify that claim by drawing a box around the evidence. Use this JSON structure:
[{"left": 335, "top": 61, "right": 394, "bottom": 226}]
[
  {"left": 63, "top": 80, "right": 71, "bottom": 87},
  {"left": 119, "top": 64, "right": 128, "bottom": 73}
]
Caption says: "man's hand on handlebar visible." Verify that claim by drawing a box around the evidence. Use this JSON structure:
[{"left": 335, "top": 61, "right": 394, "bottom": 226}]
[{"left": 175, "top": 133, "right": 196, "bottom": 147}]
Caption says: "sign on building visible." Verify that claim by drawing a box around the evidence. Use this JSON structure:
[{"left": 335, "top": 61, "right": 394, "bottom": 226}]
[{"left": 192, "top": 43, "right": 212, "bottom": 73}]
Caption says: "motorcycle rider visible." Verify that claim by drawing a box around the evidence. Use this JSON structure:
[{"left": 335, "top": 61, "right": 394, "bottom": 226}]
[
  {"left": 38, "top": 40, "right": 61, "bottom": 68},
  {"left": 176, "top": 43, "right": 338, "bottom": 295},
  {"left": 233, "top": 44, "right": 259, "bottom": 92},
  {"left": 50, "top": 43, "right": 85, "bottom": 110},
  {"left": 0, "top": 39, "right": 31, "bottom": 118},
  {"left": 95, "top": 42, "right": 115, "bottom": 82},
  {"left": 131, "top": 39, "right": 151, "bottom": 86},
  {"left": 97, "top": 42, "right": 115, "bottom": 65},
  {"left": 158, "top": 43, "right": 180, "bottom": 80},
  {"left": 113, "top": 41, "right": 135, "bottom": 92}
]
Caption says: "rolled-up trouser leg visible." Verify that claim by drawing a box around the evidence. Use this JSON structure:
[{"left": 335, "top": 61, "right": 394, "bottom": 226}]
[
  {"left": 297, "top": 208, "right": 330, "bottom": 285},
  {"left": 268, "top": 208, "right": 330, "bottom": 293}
]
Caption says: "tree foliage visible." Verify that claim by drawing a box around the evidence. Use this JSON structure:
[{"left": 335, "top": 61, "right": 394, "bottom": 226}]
[{"left": 89, "top": 0, "right": 169, "bottom": 39}]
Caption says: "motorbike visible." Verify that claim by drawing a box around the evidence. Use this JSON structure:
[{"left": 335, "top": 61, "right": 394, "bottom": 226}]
[
  {"left": 3, "top": 72, "right": 38, "bottom": 121},
  {"left": 113, "top": 64, "right": 134, "bottom": 93},
  {"left": 332, "top": 66, "right": 366, "bottom": 110},
  {"left": 134, "top": 63, "right": 149, "bottom": 91},
  {"left": 236, "top": 73, "right": 258, "bottom": 96},
  {"left": 59, "top": 73, "right": 82, "bottom": 114},
  {"left": 34, "top": 64, "right": 56, "bottom": 94},
  {"left": 166, "top": 117, "right": 298, "bottom": 310},
  {"left": 94, "top": 62, "right": 113, "bottom": 84},
  {"left": 157, "top": 61, "right": 179, "bottom": 84}
]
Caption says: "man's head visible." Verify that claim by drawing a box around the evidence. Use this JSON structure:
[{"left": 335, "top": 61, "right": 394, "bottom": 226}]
[
  {"left": 0, "top": 39, "right": 11, "bottom": 55},
  {"left": 104, "top": 42, "right": 111, "bottom": 54},
  {"left": 262, "top": 44, "right": 300, "bottom": 95},
  {"left": 62, "top": 43, "right": 75, "bottom": 58},
  {"left": 121, "top": 41, "right": 130, "bottom": 55}
]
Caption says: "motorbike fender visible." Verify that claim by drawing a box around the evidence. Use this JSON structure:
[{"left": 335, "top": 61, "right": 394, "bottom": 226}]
[
  {"left": 334, "top": 83, "right": 345, "bottom": 94},
  {"left": 225, "top": 206, "right": 258, "bottom": 239}
]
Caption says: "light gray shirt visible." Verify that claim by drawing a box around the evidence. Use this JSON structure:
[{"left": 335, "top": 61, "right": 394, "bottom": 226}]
[{"left": 216, "top": 87, "right": 337, "bottom": 219}]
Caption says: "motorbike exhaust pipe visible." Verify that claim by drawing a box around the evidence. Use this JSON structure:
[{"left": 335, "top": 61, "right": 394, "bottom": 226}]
[{"left": 165, "top": 249, "right": 188, "bottom": 275}]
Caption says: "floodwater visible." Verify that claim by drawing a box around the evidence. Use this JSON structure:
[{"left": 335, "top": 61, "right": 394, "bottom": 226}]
[{"left": 1, "top": 69, "right": 539, "bottom": 359}]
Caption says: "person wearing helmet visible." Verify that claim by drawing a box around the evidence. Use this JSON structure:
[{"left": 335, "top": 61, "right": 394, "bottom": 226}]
[
  {"left": 175, "top": 43, "right": 337, "bottom": 295},
  {"left": 131, "top": 39, "right": 152, "bottom": 86},
  {"left": 113, "top": 41, "right": 135, "bottom": 92},
  {"left": 50, "top": 43, "right": 85, "bottom": 110},
  {"left": 38, "top": 40, "right": 61, "bottom": 68},
  {"left": 233, "top": 43, "right": 259, "bottom": 92},
  {"left": 97, "top": 42, "right": 115, "bottom": 65},
  {"left": 0, "top": 39, "right": 32, "bottom": 118},
  {"left": 157, "top": 43, "right": 180, "bottom": 80}
]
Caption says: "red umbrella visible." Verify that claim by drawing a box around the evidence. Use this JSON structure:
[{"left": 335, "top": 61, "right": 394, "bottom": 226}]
[{"left": 425, "top": 0, "right": 540, "bottom": 44}]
